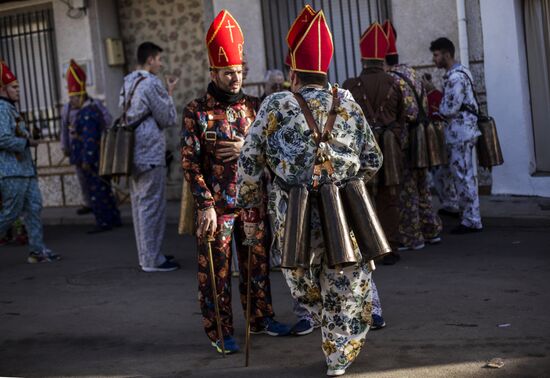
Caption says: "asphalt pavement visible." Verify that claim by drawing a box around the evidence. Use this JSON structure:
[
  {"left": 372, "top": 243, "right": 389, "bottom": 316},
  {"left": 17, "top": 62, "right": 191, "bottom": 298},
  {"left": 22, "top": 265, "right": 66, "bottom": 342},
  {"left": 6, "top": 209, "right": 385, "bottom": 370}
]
[{"left": 1, "top": 197, "right": 550, "bottom": 377}]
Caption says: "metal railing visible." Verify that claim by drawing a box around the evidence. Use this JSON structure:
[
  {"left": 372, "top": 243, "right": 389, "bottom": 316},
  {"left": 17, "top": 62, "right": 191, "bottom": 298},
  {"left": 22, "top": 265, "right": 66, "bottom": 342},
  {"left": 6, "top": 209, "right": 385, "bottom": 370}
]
[
  {"left": 0, "top": 7, "right": 61, "bottom": 140},
  {"left": 261, "top": 0, "right": 391, "bottom": 84}
]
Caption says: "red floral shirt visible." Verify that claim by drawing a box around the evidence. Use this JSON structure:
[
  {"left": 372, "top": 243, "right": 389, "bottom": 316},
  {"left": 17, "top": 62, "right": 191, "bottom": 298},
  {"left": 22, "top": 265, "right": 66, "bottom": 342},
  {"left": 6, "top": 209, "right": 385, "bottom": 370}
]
[{"left": 181, "top": 92, "right": 260, "bottom": 212}]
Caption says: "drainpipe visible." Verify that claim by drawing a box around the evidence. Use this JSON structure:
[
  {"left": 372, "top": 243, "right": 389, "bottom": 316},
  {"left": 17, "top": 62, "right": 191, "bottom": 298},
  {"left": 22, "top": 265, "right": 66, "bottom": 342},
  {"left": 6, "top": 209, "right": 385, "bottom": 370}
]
[
  {"left": 456, "top": 0, "right": 469, "bottom": 68},
  {"left": 456, "top": 0, "right": 478, "bottom": 178}
]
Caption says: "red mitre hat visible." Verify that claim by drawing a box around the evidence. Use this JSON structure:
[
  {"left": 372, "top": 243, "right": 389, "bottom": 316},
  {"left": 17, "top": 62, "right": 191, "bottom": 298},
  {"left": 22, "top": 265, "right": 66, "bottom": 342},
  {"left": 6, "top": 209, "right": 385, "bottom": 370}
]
[
  {"left": 284, "top": 5, "right": 317, "bottom": 66},
  {"left": 359, "top": 22, "right": 389, "bottom": 60},
  {"left": 67, "top": 59, "right": 86, "bottom": 96},
  {"left": 242, "top": 208, "right": 260, "bottom": 223},
  {"left": 206, "top": 10, "right": 244, "bottom": 68},
  {"left": 289, "top": 11, "right": 333, "bottom": 75},
  {"left": 382, "top": 20, "right": 398, "bottom": 56},
  {"left": 0, "top": 60, "right": 17, "bottom": 86}
]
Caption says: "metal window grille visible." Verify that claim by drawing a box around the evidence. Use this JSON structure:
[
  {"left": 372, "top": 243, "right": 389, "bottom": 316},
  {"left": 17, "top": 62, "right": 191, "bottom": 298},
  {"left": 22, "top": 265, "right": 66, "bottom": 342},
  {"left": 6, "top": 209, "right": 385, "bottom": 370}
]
[
  {"left": 261, "top": 0, "right": 391, "bottom": 84},
  {"left": 0, "top": 7, "right": 61, "bottom": 140}
]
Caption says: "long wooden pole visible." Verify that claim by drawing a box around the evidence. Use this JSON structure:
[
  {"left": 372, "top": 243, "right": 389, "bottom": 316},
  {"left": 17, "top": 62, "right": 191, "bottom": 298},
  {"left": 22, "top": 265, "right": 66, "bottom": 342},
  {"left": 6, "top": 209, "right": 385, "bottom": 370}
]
[
  {"left": 207, "top": 238, "right": 225, "bottom": 357},
  {"left": 245, "top": 244, "right": 253, "bottom": 367}
]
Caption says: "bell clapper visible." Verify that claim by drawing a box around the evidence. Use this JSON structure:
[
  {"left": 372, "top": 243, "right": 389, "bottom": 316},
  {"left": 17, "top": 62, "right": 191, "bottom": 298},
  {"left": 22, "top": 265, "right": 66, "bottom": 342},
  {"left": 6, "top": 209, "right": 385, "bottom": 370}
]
[{"left": 369, "top": 260, "right": 376, "bottom": 272}]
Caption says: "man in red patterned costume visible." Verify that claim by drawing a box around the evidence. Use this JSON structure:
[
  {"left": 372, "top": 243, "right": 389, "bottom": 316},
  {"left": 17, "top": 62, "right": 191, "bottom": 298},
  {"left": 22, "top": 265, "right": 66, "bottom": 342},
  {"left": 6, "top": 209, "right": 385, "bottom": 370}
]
[{"left": 181, "top": 10, "right": 290, "bottom": 355}]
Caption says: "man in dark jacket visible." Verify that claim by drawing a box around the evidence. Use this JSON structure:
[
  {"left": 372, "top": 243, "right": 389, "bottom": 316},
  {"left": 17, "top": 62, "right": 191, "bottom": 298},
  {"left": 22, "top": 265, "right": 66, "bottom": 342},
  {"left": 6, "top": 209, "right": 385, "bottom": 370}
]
[{"left": 343, "top": 22, "right": 406, "bottom": 265}]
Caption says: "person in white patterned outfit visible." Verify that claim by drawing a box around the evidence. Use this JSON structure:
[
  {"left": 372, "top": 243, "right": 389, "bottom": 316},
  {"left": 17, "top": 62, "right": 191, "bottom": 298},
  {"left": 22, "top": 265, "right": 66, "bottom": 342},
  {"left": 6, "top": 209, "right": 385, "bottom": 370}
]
[
  {"left": 238, "top": 10, "right": 384, "bottom": 376},
  {"left": 430, "top": 37, "right": 483, "bottom": 234},
  {"left": 121, "top": 42, "right": 180, "bottom": 271}
]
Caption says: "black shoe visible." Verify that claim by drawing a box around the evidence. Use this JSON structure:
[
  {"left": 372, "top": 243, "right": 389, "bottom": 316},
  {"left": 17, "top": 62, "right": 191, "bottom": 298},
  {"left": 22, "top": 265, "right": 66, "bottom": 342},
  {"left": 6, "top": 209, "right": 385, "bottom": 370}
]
[
  {"left": 164, "top": 254, "right": 175, "bottom": 261},
  {"left": 450, "top": 225, "right": 483, "bottom": 234},
  {"left": 371, "top": 314, "right": 387, "bottom": 330},
  {"left": 87, "top": 226, "right": 113, "bottom": 234},
  {"left": 382, "top": 253, "right": 401, "bottom": 265},
  {"left": 438, "top": 208, "right": 460, "bottom": 218},
  {"left": 76, "top": 206, "right": 93, "bottom": 215}
]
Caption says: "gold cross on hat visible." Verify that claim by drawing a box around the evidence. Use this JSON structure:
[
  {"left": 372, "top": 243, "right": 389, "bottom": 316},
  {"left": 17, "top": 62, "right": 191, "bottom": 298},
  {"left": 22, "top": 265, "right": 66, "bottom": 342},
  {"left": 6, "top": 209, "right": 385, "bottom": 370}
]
[{"left": 225, "top": 20, "right": 236, "bottom": 43}]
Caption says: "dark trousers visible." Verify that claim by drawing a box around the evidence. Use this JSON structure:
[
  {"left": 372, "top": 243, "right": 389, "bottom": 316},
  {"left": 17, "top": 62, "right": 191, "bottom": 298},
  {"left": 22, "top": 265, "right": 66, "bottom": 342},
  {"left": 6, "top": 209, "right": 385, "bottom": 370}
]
[
  {"left": 375, "top": 184, "right": 402, "bottom": 250},
  {"left": 197, "top": 211, "right": 274, "bottom": 342}
]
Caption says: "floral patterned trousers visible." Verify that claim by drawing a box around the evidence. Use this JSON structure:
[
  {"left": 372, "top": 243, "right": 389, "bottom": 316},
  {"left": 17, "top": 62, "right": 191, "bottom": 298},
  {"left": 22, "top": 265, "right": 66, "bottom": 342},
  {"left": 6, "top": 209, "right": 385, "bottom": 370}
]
[
  {"left": 399, "top": 166, "right": 443, "bottom": 248},
  {"left": 433, "top": 141, "right": 482, "bottom": 229},
  {"left": 81, "top": 164, "right": 120, "bottom": 229},
  {"left": 283, "top": 263, "right": 372, "bottom": 371},
  {"left": 196, "top": 212, "right": 274, "bottom": 343},
  {"left": 0, "top": 177, "right": 45, "bottom": 253}
]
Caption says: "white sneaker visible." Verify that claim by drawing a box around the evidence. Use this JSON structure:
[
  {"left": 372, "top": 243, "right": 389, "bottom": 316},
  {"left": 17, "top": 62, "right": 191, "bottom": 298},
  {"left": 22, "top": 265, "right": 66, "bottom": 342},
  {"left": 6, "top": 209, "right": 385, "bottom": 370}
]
[
  {"left": 397, "top": 243, "right": 425, "bottom": 251},
  {"left": 426, "top": 236, "right": 442, "bottom": 244},
  {"left": 327, "top": 368, "right": 346, "bottom": 376},
  {"left": 27, "top": 249, "right": 61, "bottom": 263}
]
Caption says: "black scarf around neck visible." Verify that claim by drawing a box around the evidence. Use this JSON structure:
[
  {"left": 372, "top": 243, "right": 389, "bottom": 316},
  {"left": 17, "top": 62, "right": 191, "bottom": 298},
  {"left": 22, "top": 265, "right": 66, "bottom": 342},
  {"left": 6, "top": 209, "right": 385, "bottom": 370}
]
[{"left": 207, "top": 81, "right": 244, "bottom": 105}]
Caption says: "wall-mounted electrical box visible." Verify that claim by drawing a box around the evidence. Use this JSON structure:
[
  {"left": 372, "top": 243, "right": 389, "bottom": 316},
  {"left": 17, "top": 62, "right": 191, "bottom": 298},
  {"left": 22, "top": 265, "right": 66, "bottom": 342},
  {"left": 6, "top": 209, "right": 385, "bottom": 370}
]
[{"left": 105, "top": 38, "right": 125, "bottom": 66}]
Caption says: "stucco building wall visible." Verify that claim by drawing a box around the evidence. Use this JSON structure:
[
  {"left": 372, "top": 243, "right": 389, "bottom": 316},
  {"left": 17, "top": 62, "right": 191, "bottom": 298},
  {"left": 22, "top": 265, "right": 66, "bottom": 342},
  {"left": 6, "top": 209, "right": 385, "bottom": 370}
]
[{"left": 481, "top": 0, "right": 550, "bottom": 197}]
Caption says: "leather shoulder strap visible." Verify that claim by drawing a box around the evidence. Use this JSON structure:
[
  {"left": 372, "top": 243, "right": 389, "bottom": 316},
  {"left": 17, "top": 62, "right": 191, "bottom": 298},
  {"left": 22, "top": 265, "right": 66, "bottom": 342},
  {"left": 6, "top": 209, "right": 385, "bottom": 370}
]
[
  {"left": 123, "top": 75, "right": 147, "bottom": 122},
  {"left": 294, "top": 93, "right": 321, "bottom": 144},
  {"left": 293, "top": 87, "right": 340, "bottom": 145},
  {"left": 455, "top": 70, "right": 482, "bottom": 117},
  {"left": 391, "top": 70, "right": 427, "bottom": 120},
  {"left": 358, "top": 76, "right": 377, "bottom": 122},
  {"left": 324, "top": 85, "right": 340, "bottom": 138},
  {"left": 359, "top": 76, "right": 394, "bottom": 124}
]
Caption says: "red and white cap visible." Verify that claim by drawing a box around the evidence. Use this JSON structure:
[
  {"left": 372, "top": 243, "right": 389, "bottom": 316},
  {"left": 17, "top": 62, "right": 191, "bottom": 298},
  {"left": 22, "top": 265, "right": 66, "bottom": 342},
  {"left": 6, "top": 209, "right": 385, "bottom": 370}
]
[
  {"left": 288, "top": 10, "right": 334, "bottom": 75},
  {"left": 359, "top": 22, "right": 389, "bottom": 60},
  {"left": 0, "top": 60, "right": 17, "bottom": 86},
  {"left": 67, "top": 59, "right": 86, "bottom": 96},
  {"left": 206, "top": 10, "right": 245, "bottom": 68}
]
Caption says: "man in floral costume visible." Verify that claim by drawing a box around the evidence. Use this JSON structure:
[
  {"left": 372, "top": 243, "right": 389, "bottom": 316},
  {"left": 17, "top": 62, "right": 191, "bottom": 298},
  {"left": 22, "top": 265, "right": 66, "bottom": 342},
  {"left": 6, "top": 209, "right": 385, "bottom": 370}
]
[
  {"left": 383, "top": 21, "right": 442, "bottom": 251},
  {"left": 237, "top": 10, "right": 382, "bottom": 376},
  {"left": 60, "top": 61, "right": 113, "bottom": 217},
  {"left": 0, "top": 60, "right": 60, "bottom": 263},
  {"left": 181, "top": 10, "right": 290, "bottom": 355},
  {"left": 64, "top": 60, "right": 121, "bottom": 233},
  {"left": 430, "top": 37, "right": 483, "bottom": 233}
]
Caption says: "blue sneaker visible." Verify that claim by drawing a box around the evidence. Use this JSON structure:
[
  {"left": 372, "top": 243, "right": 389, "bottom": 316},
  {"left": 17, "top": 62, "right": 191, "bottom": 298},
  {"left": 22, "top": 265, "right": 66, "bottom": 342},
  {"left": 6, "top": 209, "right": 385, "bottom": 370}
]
[
  {"left": 371, "top": 314, "right": 386, "bottom": 330},
  {"left": 211, "top": 335, "right": 240, "bottom": 354},
  {"left": 142, "top": 260, "right": 180, "bottom": 272},
  {"left": 291, "top": 318, "right": 314, "bottom": 336},
  {"left": 251, "top": 317, "right": 291, "bottom": 336}
]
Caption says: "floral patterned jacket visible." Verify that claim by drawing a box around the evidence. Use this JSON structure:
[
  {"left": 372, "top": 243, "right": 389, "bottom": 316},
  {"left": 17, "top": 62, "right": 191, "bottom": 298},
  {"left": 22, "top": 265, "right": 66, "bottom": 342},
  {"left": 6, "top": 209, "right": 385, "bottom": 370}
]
[
  {"left": 388, "top": 64, "right": 428, "bottom": 124},
  {"left": 69, "top": 100, "right": 104, "bottom": 167},
  {"left": 237, "top": 85, "right": 382, "bottom": 208},
  {"left": 181, "top": 91, "right": 260, "bottom": 212},
  {"left": 120, "top": 70, "right": 177, "bottom": 168},
  {"left": 439, "top": 64, "right": 481, "bottom": 144},
  {"left": 0, "top": 98, "right": 35, "bottom": 179}
]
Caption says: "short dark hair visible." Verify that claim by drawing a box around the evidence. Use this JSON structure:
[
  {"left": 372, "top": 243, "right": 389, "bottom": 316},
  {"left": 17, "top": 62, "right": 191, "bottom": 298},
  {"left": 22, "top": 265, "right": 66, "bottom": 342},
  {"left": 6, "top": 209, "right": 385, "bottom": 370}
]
[
  {"left": 429, "top": 37, "right": 455, "bottom": 57},
  {"left": 137, "top": 42, "right": 163, "bottom": 65},
  {"left": 385, "top": 54, "right": 399, "bottom": 66},
  {"left": 362, "top": 59, "right": 385, "bottom": 69},
  {"left": 296, "top": 71, "right": 328, "bottom": 87}
]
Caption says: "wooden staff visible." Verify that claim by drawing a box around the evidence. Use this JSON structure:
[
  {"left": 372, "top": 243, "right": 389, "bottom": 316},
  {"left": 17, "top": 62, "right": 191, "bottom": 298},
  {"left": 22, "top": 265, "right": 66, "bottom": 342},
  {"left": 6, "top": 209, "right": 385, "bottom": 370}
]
[
  {"left": 245, "top": 244, "right": 252, "bottom": 367},
  {"left": 207, "top": 236, "right": 225, "bottom": 357}
]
